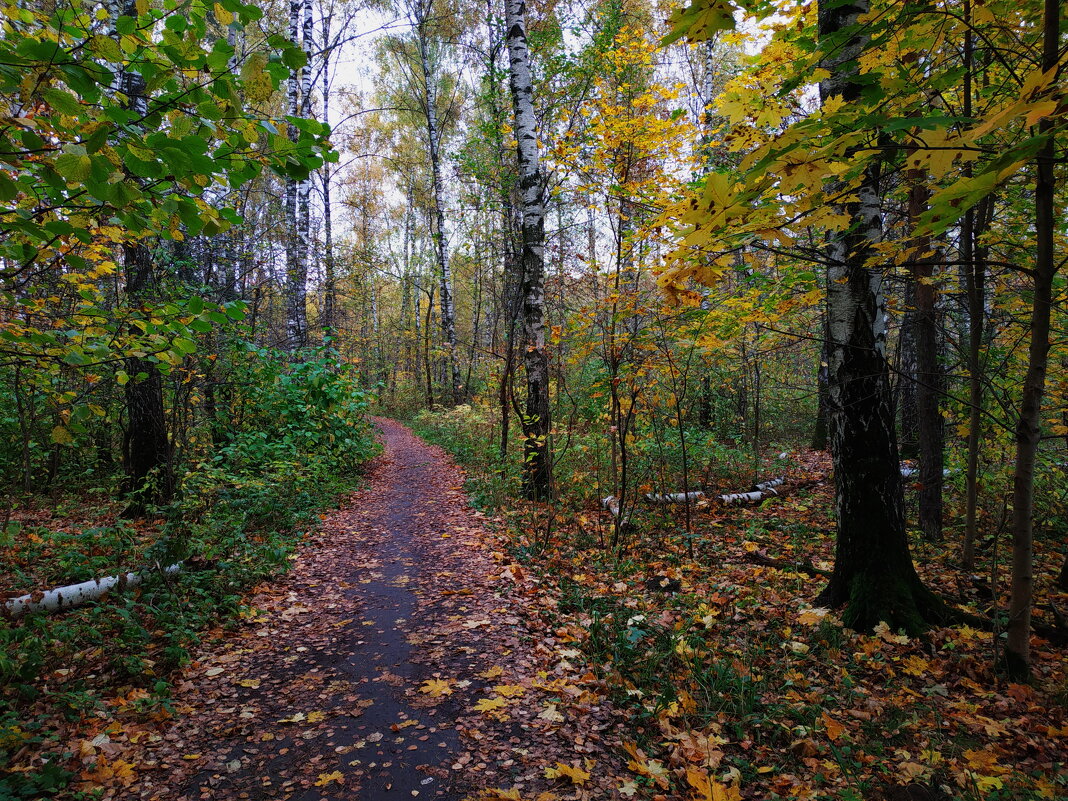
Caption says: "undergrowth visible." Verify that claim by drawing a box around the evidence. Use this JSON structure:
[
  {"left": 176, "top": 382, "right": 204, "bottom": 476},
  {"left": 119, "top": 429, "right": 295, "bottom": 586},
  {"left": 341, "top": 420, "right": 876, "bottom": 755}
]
[
  {"left": 0, "top": 347, "right": 379, "bottom": 799},
  {"left": 412, "top": 405, "right": 1068, "bottom": 801}
]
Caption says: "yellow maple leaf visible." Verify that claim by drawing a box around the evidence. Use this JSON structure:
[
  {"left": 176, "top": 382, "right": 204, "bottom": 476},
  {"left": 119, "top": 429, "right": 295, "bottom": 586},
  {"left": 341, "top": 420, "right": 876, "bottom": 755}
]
[
  {"left": 473, "top": 697, "right": 509, "bottom": 713},
  {"left": 314, "top": 770, "right": 344, "bottom": 787},
  {"left": 307, "top": 710, "right": 325, "bottom": 723},
  {"left": 479, "top": 665, "right": 504, "bottom": 679},
  {"left": 901, "top": 655, "right": 929, "bottom": 677},
  {"left": 544, "top": 761, "right": 591, "bottom": 785},
  {"left": 419, "top": 678, "right": 453, "bottom": 697},
  {"left": 797, "top": 607, "right": 830, "bottom": 626},
  {"left": 685, "top": 767, "right": 741, "bottom": 801},
  {"left": 493, "top": 684, "right": 526, "bottom": 698}
]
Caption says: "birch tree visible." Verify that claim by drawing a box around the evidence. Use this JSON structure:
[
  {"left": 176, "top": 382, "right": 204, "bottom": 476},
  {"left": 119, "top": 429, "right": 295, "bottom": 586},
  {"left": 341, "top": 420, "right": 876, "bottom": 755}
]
[
  {"left": 505, "top": 0, "right": 551, "bottom": 500},
  {"left": 410, "top": 0, "right": 462, "bottom": 405},
  {"left": 285, "top": 0, "right": 308, "bottom": 348}
]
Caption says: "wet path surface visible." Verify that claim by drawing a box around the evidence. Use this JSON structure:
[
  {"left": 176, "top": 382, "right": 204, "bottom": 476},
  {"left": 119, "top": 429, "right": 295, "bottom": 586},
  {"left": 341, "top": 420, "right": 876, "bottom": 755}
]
[
  {"left": 108, "top": 419, "right": 631, "bottom": 801},
  {"left": 118, "top": 420, "right": 485, "bottom": 800}
]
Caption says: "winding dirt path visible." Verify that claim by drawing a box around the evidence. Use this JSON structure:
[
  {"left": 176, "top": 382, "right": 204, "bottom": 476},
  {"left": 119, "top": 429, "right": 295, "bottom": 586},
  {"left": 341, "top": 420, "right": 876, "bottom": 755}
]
[{"left": 107, "top": 419, "right": 628, "bottom": 801}]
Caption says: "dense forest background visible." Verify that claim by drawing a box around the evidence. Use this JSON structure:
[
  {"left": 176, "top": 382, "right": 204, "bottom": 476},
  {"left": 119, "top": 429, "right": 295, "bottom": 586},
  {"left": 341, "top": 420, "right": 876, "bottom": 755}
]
[{"left": 1, "top": 0, "right": 1065, "bottom": 797}]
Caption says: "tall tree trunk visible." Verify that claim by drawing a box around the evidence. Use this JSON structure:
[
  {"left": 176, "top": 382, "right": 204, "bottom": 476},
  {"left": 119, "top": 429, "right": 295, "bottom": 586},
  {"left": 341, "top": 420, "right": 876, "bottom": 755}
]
[
  {"left": 320, "top": 8, "right": 336, "bottom": 338},
  {"left": 284, "top": 0, "right": 307, "bottom": 349},
  {"left": 294, "top": 0, "right": 313, "bottom": 343},
  {"left": 960, "top": 9, "right": 990, "bottom": 570},
  {"left": 1004, "top": 0, "right": 1060, "bottom": 679},
  {"left": 415, "top": 7, "right": 462, "bottom": 405},
  {"left": 908, "top": 161, "right": 943, "bottom": 541},
  {"left": 505, "top": 0, "right": 551, "bottom": 500},
  {"left": 898, "top": 282, "right": 918, "bottom": 458},
  {"left": 814, "top": 0, "right": 946, "bottom": 633},
  {"left": 119, "top": 0, "right": 172, "bottom": 513}
]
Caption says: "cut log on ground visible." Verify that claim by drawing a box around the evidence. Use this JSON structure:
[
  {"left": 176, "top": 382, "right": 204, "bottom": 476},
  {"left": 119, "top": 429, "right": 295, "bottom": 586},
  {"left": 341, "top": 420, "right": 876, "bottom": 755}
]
[
  {"left": 3, "top": 563, "right": 182, "bottom": 619},
  {"left": 754, "top": 478, "right": 785, "bottom": 493},
  {"left": 645, "top": 491, "right": 705, "bottom": 505},
  {"left": 720, "top": 491, "right": 766, "bottom": 505},
  {"left": 645, "top": 477, "right": 787, "bottom": 507}
]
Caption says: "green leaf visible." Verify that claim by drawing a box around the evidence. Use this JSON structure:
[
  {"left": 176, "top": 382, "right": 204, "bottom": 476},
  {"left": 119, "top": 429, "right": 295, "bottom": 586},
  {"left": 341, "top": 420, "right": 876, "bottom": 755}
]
[
  {"left": 54, "top": 153, "right": 92, "bottom": 182},
  {"left": 89, "top": 35, "right": 124, "bottom": 63},
  {"left": 172, "top": 337, "right": 196, "bottom": 355},
  {"left": 42, "top": 88, "right": 82, "bottom": 115},
  {"left": 0, "top": 172, "right": 17, "bottom": 202}
]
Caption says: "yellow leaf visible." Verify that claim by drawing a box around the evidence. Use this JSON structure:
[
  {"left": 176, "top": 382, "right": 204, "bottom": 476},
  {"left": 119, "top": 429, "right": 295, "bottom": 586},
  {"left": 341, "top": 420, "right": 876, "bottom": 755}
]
[
  {"left": 544, "top": 761, "right": 591, "bottom": 785},
  {"left": 307, "top": 710, "right": 325, "bottom": 723},
  {"left": 51, "top": 425, "right": 74, "bottom": 445},
  {"left": 493, "top": 684, "right": 526, "bottom": 698},
  {"left": 419, "top": 678, "right": 453, "bottom": 697},
  {"left": 214, "top": 2, "right": 234, "bottom": 25},
  {"left": 685, "top": 767, "right": 741, "bottom": 801},
  {"left": 473, "top": 697, "right": 509, "bottom": 713},
  {"left": 314, "top": 770, "right": 344, "bottom": 787},
  {"left": 797, "top": 607, "right": 830, "bottom": 626},
  {"left": 901, "top": 655, "right": 929, "bottom": 677}
]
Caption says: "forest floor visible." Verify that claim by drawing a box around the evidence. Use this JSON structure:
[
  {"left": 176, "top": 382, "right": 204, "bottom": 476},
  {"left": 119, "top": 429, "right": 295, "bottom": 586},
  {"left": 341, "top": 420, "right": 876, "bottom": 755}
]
[
  {"left": 9, "top": 421, "right": 1067, "bottom": 800},
  {"left": 80, "top": 419, "right": 629, "bottom": 800}
]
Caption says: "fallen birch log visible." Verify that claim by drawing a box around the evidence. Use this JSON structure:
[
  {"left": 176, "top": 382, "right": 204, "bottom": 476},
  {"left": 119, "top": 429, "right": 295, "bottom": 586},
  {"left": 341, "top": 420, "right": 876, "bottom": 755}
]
[
  {"left": 645, "top": 491, "right": 705, "bottom": 505},
  {"left": 601, "top": 495, "right": 633, "bottom": 531},
  {"left": 719, "top": 490, "right": 766, "bottom": 505},
  {"left": 3, "top": 563, "right": 182, "bottom": 620},
  {"left": 643, "top": 477, "right": 787, "bottom": 507},
  {"left": 753, "top": 478, "right": 784, "bottom": 493}
]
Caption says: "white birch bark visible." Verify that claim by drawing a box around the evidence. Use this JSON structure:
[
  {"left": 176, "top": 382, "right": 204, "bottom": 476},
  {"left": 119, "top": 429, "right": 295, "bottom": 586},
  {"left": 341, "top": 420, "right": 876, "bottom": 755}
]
[
  {"left": 505, "top": 0, "right": 551, "bottom": 499},
  {"left": 4, "top": 564, "right": 182, "bottom": 619},
  {"left": 284, "top": 0, "right": 306, "bottom": 348},
  {"left": 412, "top": 4, "right": 461, "bottom": 404},
  {"left": 292, "top": 0, "right": 314, "bottom": 347}
]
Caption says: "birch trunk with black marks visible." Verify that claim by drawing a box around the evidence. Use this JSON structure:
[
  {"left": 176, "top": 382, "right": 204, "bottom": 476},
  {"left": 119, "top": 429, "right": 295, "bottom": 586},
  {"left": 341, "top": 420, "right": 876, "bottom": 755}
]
[
  {"left": 294, "top": 0, "right": 313, "bottom": 342},
  {"left": 505, "top": 0, "right": 551, "bottom": 500},
  {"left": 814, "top": 0, "right": 946, "bottom": 634},
  {"left": 284, "top": 0, "right": 307, "bottom": 349},
  {"left": 1004, "top": 0, "right": 1060, "bottom": 679},
  {"left": 320, "top": 9, "right": 336, "bottom": 337},
  {"left": 414, "top": 7, "right": 462, "bottom": 405}
]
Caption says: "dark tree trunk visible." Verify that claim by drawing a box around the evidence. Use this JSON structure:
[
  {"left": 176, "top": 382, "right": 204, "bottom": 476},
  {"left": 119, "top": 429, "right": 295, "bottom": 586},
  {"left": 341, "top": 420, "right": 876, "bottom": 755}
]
[
  {"left": 898, "top": 281, "right": 918, "bottom": 459},
  {"left": 122, "top": 242, "right": 174, "bottom": 514},
  {"left": 1004, "top": 0, "right": 1060, "bottom": 679},
  {"left": 908, "top": 163, "right": 944, "bottom": 542},
  {"left": 814, "top": 0, "right": 947, "bottom": 634},
  {"left": 118, "top": 0, "right": 172, "bottom": 514}
]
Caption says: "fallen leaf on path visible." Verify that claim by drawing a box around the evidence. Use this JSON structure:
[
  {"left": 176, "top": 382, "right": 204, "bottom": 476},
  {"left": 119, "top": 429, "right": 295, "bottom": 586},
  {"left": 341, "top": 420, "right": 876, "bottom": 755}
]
[
  {"left": 544, "top": 761, "right": 591, "bottom": 785},
  {"left": 419, "top": 678, "right": 453, "bottom": 697},
  {"left": 314, "top": 770, "right": 344, "bottom": 787}
]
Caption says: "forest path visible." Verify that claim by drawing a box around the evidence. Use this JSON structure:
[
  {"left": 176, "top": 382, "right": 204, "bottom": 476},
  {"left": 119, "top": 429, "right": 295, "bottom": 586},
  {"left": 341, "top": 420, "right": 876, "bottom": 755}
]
[
  {"left": 114, "top": 420, "right": 504, "bottom": 800},
  {"left": 110, "top": 418, "right": 628, "bottom": 801}
]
